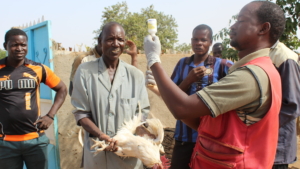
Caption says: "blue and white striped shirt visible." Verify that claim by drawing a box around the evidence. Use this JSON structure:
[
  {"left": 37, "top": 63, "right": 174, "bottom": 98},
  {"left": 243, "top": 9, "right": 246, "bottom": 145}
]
[{"left": 171, "top": 55, "right": 233, "bottom": 142}]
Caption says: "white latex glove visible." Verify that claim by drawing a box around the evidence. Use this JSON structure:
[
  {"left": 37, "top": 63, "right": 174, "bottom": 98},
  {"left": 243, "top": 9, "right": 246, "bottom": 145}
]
[
  {"left": 143, "top": 35, "right": 161, "bottom": 68},
  {"left": 145, "top": 70, "right": 156, "bottom": 86}
]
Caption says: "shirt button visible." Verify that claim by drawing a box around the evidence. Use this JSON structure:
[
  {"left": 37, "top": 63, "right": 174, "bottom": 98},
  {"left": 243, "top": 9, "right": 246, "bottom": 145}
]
[
  {"left": 107, "top": 131, "right": 111, "bottom": 135},
  {"left": 109, "top": 113, "right": 114, "bottom": 117}
]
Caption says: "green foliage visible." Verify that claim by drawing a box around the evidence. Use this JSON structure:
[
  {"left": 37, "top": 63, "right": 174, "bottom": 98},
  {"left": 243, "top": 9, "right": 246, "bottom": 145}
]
[
  {"left": 175, "top": 43, "right": 191, "bottom": 53},
  {"left": 0, "top": 49, "right": 6, "bottom": 59},
  {"left": 213, "top": 15, "right": 239, "bottom": 61},
  {"left": 214, "top": 0, "right": 300, "bottom": 61},
  {"left": 93, "top": 2, "right": 178, "bottom": 51},
  {"left": 275, "top": 0, "right": 300, "bottom": 50}
]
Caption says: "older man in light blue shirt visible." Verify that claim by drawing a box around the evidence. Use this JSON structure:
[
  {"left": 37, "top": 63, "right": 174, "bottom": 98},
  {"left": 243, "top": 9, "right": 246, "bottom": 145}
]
[{"left": 71, "top": 22, "right": 149, "bottom": 169}]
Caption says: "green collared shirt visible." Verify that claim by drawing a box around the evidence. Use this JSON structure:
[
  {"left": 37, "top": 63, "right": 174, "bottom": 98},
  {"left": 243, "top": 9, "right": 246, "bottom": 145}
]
[{"left": 196, "top": 48, "right": 272, "bottom": 125}]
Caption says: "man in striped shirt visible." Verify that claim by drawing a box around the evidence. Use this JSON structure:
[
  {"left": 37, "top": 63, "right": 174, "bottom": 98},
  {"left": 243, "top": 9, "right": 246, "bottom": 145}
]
[{"left": 146, "top": 24, "right": 233, "bottom": 169}]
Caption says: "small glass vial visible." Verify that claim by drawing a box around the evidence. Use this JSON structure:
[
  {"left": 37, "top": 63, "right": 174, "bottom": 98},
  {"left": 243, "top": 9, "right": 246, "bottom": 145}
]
[{"left": 147, "top": 19, "right": 157, "bottom": 36}]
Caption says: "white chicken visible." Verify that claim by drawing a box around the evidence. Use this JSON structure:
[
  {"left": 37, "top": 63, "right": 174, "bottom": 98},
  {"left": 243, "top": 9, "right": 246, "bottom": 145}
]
[{"left": 91, "top": 105, "right": 169, "bottom": 169}]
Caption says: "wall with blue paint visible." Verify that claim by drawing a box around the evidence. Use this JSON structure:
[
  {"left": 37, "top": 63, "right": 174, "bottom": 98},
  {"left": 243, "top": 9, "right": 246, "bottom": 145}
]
[{"left": 23, "top": 21, "right": 54, "bottom": 100}]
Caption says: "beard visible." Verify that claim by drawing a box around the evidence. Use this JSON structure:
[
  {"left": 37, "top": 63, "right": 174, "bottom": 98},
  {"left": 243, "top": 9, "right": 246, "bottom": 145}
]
[{"left": 230, "top": 39, "right": 240, "bottom": 50}]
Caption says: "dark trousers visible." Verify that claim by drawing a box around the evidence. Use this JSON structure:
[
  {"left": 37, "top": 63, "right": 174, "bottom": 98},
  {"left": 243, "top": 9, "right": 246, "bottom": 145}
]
[
  {"left": 170, "top": 140, "right": 196, "bottom": 169},
  {"left": 272, "top": 164, "right": 289, "bottom": 169},
  {"left": 0, "top": 134, "right": 49, "bottom": 169}
]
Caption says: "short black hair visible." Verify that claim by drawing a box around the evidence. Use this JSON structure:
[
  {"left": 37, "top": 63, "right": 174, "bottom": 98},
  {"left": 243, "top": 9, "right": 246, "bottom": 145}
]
[
  {"left": 98, "top": 31, "right": 102, "bottom": 38},
  {"left": 100, "top": 22, "right": 124, "bottom": 40},
  {"left": 4, "top": 28, "right": 28, "bottom": 44},
  {"left": 213, "top": 42, "right": 222, "bottom": 48},
  {"left": 254, "top": 1, "right": 285, "bottom": 44},
  {"left": 193, "top": 24, "right": 213, "bottom": 41}
]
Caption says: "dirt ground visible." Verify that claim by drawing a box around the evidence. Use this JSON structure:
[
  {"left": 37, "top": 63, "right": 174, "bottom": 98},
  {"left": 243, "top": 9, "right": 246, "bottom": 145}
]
[{"left": 53, "top": 51, "right": 300, "bottom": 169}]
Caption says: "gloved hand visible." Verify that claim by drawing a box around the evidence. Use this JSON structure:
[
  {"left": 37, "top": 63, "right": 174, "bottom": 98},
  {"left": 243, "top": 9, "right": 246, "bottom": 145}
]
[
  {"left": 143, "top": 35, "right": 161, "bottom": 68},
  {"left": 145, "top": 70, "right": 156, "bottom": 86}
]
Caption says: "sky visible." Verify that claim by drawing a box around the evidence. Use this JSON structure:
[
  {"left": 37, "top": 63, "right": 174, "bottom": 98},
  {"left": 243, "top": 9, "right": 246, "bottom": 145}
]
[{"left": 1, "top": 0, "right": 299, "bottom": 50}]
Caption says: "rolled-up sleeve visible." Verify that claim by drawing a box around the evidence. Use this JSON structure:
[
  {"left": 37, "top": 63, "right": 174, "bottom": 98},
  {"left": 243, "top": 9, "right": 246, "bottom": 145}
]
[
  {"left": 71, "top": 64, "right": 92, "bottom": 125},
  {"left": 278, "top": 59, "right": 300, "bottom": 127},
  {"left": 196, "top": 67, "right": 260, "bottom": 117}
]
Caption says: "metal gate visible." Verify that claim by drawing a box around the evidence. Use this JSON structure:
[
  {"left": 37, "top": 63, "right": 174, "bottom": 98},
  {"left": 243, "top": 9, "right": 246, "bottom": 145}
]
[{"left": 22, "top": 20, "right": 60, "bottom": 169}]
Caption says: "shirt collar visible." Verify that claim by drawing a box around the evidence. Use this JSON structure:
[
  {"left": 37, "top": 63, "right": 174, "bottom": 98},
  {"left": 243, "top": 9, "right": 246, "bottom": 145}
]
[
  {"left": 270, "top": 40, "right": 279, "bottom": 49},
  {"left": 98, "top": 57, "right": 122, "bottom": 73},
  {"left": 228, "top": 48, "right": 270, "bottom": 74},
  {"left": 93, "top": 46, "right": 101, "bottom": 58},
  {"left": 4, "top": 57, "right": 30, "bottom": 66},
  {"left": 186, "top": 54, "right": 214, "bottom": 67},
  {"left": 23, "top": 58, "right": 30, "bottom": 64}
]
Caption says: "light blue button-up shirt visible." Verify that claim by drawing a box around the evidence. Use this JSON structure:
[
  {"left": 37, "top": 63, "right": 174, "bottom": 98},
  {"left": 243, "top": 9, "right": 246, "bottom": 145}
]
[{"left": 72, "top": 57, "right": 150, "bottom": 169}]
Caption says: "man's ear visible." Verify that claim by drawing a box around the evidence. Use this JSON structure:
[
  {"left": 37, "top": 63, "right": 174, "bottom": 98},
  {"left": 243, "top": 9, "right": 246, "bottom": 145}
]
[
  {"left": 98, "top": 37, "right": 102, "bottom": 46},
  {"left": 3, "top": 42, "right": 7, "bottom": 50},
  {"left": 259, "top": 22, "right": 271, "bottom": 36}
]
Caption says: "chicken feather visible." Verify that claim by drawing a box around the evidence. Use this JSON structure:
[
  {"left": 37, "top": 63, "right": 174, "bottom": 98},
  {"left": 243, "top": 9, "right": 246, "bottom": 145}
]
[{"left": 91, "top": 103, "right": 165, "bottom": 168}]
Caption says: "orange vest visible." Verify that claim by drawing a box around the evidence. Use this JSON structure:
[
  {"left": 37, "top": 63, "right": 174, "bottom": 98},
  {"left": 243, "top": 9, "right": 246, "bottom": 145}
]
[{"left": 189, "top": 57, "right": 282, "bottom": 169}]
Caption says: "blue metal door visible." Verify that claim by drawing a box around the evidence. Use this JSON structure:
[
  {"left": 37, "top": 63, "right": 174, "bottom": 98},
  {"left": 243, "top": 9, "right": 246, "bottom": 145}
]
[{"left": 22, "top": 20, "right": 60, "bottom": 169}]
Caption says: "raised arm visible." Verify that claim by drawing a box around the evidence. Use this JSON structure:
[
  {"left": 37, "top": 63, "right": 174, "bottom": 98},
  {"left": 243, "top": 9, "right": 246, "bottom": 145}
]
[
  {"left": 143, "top": 35, "right": 211, "bottom": 121},
  {"left": 126, "top": 40, "right": 138, "bottom": 68},
  {"left": 150, "top": 62, "right": 211, "bottom": 119},
  {"left": 146, "top": 62, "right": 205, "bottom": 97},
  {"left": 178, "top": 66, "right": 206, "bottom": 92}
]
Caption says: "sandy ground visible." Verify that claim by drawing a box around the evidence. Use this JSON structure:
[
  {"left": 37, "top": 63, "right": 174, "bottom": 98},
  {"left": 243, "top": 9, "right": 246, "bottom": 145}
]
[{"left": 53, "top": 51, "right": 300, "bottom": 169}]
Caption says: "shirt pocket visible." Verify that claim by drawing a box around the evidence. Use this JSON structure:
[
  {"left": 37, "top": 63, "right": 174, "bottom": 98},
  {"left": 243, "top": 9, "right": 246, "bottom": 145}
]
[
  {"left": 190, "top": 134, "right": 243, "bottom": 169},
  {"left": 120, "top": 98, "right": 131, "bottom": 105},
  {"left": 120, "top": 98, "right": 135, "bottom": 114},
  {"left": 191, "top": 151, "right": 237, "bottom": 169}
]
